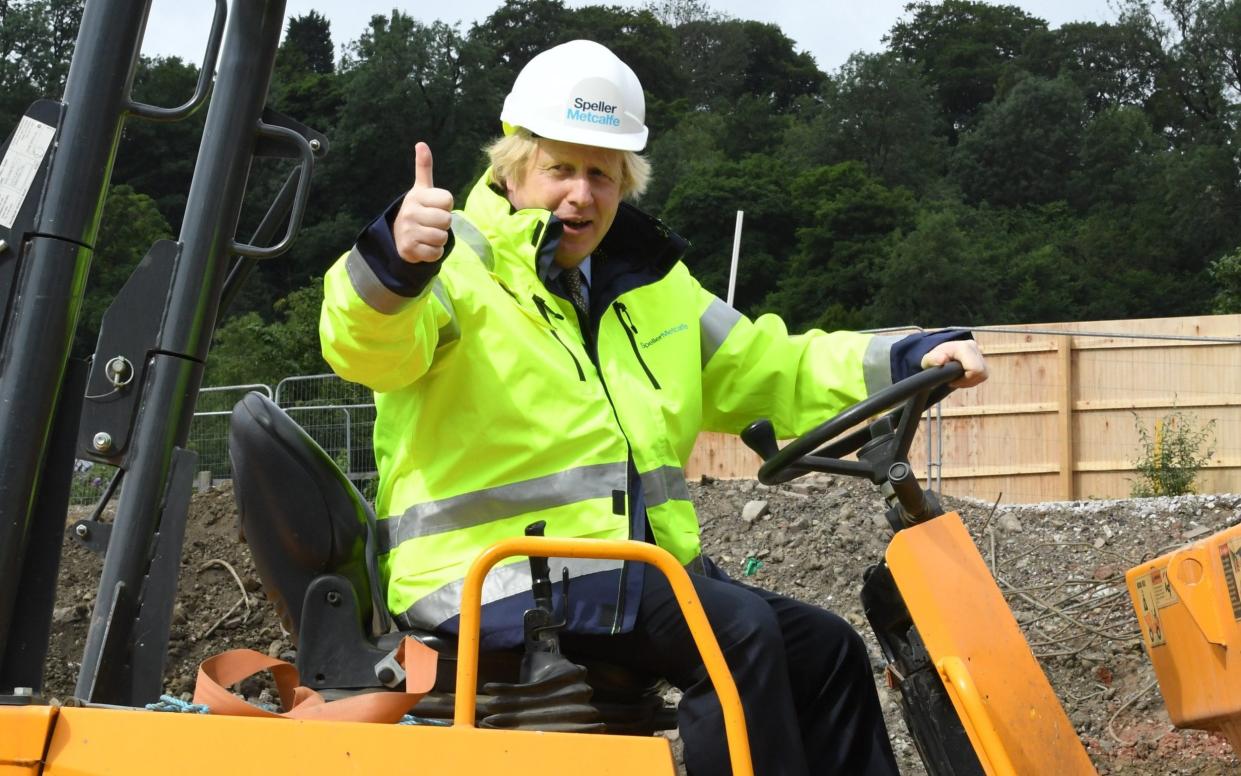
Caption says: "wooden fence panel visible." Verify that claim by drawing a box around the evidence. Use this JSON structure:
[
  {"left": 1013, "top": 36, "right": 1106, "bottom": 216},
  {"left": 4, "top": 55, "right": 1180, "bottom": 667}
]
[{"left": 685, "top": 314, "right": 1241, "bottom": 503}]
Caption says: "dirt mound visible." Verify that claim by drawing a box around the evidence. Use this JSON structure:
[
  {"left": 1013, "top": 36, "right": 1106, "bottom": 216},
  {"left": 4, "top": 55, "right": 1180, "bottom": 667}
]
[
  {"left": 47, "top": 480, "right": 1241, "bottom": 774},
  {"left": 49, "top": 489, "right": 287, "bottom": 700},
  {"left": 694, "top": 476, "right": 1241, "bottom": 775}
]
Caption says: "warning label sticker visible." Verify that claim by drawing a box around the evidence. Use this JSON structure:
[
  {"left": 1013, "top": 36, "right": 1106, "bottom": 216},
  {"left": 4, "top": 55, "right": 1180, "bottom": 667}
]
[
  {"left": 1134, "top": 575, "right": 1166, "bottom": 648},
  {"left": 0, "top": 116, "right": 56, "bottom": 229},
  {"left": 1148, "top": 565, "right": 1179, "bottom": 608},
  {"left": 1221, "top": 538, "right": 1241, "bottom": 621}
]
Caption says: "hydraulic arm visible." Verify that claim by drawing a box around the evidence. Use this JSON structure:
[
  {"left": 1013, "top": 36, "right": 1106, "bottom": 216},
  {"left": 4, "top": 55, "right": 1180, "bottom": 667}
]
[{"left": 0, "top": 0, "right": 321, "bottom": 706}]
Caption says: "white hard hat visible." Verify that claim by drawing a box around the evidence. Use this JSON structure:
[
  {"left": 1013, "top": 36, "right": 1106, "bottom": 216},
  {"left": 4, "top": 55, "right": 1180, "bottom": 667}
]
[{"left": 500, "top": 39, "right": 648, "bottom": 152}]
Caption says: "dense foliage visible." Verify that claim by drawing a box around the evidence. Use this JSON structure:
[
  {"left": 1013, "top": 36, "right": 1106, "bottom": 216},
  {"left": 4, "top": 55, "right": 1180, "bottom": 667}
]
[{"left": 5, "top": 0, "right": 1241, "bottom": 382}]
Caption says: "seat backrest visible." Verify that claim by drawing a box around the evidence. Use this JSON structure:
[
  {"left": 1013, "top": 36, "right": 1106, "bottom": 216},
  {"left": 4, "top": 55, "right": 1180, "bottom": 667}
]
[{"left": 228, "top": 391, "right": 390, "bottom": 641}]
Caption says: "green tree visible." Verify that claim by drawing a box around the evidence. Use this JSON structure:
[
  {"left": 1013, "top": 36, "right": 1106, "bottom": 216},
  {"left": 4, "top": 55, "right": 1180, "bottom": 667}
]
[
  {"left": 782, "top": 52, "right": 945, "bottom": 191},
  {"left": 76, "top": 185, "right": 173, "bottom": 355},
  {"left": 659, "top": 154, "right": 796, "bottom": 314},
  {"left": 644, "top": 0, "right": 723, "bottom": 27},
  {"left": 951, "top": 75, "right": 1087, "bottom": 206},
  {"left": 765, "top": 162, "right": 916, "bottom": 330},
  {"left": 1015, "top": 21, "right": 1162, "bottom": 115},
  {"left": 0, "top": 0, "right": 83, "bottom": 138},
  {"left": 1068, "top": 105, "right": 1160, "bottom": 209},
  {"left": 672, "top": 17, "right": 822, "bottom": 113},
  {"left": 643, "top": 112, "right": 726, "bottom": 213},
  {"left": 322, "top": 13, "right": 483, "bottom": 216},
  {"left": 279, "top": 11, "right": 335, "bottom": 75},
  {"left": 270, "top": 10, "right": 344, "bottom": 141},
  {"left": 1157, "top": 142, "right": 1241, "bottom": 269},
  {"left": 888, "top": 0, "right": 1047, "bottom": 139},
  {"left": 1209, "top": 247, "right": 1241, "bottom": 312},
  {"left": 868, "top": 201, "right": 1000, "bottom": 326},
  {"left": 111, "top": 56, "right": 204, "bottom": 230},
  {"left": 1116, "top": 0, "right": 1241, "bottom": 140},
  {"left": 207, "top": 283, "right": 328, "bottom": 386},
  {"left": 467, "top": 0, "right": 572, "bottom": 71}
]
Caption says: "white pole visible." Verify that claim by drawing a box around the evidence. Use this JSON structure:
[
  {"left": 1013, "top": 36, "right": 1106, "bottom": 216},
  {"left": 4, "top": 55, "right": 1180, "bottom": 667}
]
[{"left": 727, "top": 210, "right": 744, "bottom": 307}]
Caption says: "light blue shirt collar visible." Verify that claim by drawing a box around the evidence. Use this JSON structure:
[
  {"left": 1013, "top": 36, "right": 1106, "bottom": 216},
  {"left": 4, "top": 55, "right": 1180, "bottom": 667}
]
[{"left": 544, "top": 256, "right": 591, "bottom": 289}]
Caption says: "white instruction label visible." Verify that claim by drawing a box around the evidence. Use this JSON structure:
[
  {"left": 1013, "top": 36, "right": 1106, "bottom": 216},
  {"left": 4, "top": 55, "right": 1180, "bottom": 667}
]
[{"left": 0, "top": 116, "right": 56, "bottom": 229}]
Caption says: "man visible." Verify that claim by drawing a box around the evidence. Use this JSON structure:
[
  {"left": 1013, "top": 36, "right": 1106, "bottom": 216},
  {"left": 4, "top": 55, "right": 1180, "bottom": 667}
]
[{"left": 321, "top": 39, "right": 985, "bottom": 775}]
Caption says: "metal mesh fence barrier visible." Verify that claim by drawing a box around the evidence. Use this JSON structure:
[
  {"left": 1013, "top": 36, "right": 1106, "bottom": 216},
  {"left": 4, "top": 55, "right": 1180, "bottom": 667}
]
[{"left": 69, "top": 377, "right": 381, "bottom": 507}]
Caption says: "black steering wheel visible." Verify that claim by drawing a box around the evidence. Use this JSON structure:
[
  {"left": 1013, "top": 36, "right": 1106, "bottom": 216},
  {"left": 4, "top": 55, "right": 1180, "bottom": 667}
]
[{"left": 741, "top": 362, "right": 964, "bottom": 524}]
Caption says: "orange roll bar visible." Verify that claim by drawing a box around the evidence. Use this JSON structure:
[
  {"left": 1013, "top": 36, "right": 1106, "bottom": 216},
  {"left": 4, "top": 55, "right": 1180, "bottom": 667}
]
[{"left": 453, "top": 537, "right": 754, "bottom": 776}]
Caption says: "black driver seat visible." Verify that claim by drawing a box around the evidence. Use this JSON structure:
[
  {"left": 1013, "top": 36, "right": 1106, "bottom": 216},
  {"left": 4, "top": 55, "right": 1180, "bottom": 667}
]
[{"left": 228, "top": 391, "right": 673, "bottom": 729}]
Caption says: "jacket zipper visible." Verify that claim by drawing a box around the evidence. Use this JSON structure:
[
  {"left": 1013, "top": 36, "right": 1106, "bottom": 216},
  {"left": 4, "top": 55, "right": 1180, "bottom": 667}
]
[
  {"left": 533, "top": 295, "right": 585, "bottom": 381},
  {"left": 536, "top": 290, "right": 634, "bottom": 632},
  {"left": 611, "top": 302, "right": 660, "bottom": 389}
]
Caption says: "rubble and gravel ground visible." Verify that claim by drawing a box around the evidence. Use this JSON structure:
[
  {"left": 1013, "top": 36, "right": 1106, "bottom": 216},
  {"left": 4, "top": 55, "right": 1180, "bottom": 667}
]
[{"left": 47, "top": 480, "right": 1241, "bottom": 774}]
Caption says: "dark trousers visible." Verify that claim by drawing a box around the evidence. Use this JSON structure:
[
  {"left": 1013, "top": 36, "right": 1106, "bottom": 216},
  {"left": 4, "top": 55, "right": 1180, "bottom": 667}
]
[{"left": 562, "top": 561, "right": 899, "bottom": 775}]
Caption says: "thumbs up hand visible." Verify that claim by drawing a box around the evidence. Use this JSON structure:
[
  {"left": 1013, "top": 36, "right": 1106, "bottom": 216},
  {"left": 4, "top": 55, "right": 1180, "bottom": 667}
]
[{"left": 393, "top": 142, "right": 454, "bottom": 263}]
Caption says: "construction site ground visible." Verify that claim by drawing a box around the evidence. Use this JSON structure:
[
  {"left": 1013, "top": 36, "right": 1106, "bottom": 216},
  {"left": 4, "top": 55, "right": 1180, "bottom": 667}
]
[{"left": 49, "top": 478, "right": 1241, "bottom": 775}]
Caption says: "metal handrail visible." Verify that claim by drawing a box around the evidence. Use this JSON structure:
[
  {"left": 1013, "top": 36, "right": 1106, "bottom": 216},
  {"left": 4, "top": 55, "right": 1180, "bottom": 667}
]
[{"left": 454, "top": 537, "right": 754, "bottom": 776}]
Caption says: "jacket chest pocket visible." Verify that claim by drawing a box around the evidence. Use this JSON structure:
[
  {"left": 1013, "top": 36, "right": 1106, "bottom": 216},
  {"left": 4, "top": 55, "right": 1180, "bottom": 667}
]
[
  {"left": 532, "top": 294, "right": 587, "bottom": 382},
  {"left": 610, "top": 301, "right": 660, "bottom": 389},
  {"left": 599, "top": 305, "right": 700, "bottom": 463}
]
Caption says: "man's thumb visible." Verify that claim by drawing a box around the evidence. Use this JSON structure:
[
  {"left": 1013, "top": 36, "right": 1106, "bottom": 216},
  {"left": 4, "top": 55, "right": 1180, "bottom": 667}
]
[
  {"left": 413, "top": 141, "right": 434, "bottom": 190},
  {"left": 921, "top": 351, "right": 945, "bottom": 370}
]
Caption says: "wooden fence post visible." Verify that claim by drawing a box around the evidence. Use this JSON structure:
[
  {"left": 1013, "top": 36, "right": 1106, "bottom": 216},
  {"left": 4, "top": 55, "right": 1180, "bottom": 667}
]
[{"left": 1057, "top": 335, "right": 1075, "bottom": 500}]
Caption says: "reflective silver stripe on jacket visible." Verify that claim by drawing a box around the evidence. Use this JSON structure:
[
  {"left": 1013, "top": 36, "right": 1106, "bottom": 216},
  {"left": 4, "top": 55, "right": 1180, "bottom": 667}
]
[
  {"left": 345, "top": 247, "right": 424, "bottom": 315},
  {"left": 452, "top": 212, "right": 494, "bottom": 271},
  {"left": 396, "top": 558, "right": 624, "bottom": 629},
  {"left": 640, "top": 465, "right": 691, "bottom": 508},
  {"left": 378, "top": 461, "right": 629, "bottom": 553},
  {"left": 700, "top": 296, "right": 742, "bottom": 367},
  {"left": 429, "top": 280, "right": 460, "bottom": 346},
  {"left": 863, "top": 334, "right": 900, "bottom": 395}
]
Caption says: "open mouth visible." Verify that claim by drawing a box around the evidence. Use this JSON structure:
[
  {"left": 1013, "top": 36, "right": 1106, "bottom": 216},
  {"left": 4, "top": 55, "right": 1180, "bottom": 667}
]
[{"left": 562, "top": 218, "right": 592, "bottom": 233}]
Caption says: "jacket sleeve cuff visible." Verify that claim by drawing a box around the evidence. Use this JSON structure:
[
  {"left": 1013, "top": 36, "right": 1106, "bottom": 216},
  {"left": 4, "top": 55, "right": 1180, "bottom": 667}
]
[
  {"left": 889, "top": 329, "right": 974, "bottom": 383},
  {"left": 863, "top": 334, "right": 902, "bottom": 395},
  {"left": 352, "top": 194, "right": 452, "bottom": 301}
]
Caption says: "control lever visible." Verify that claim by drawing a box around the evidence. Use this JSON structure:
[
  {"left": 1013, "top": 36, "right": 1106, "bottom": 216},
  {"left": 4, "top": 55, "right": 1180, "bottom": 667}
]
[
  {"left": 741, "top": 420, "right": 808, "bottom": 484},
  {"left": 478, "top": 521, "right": 602, "bottom": 733},
  {"left": 522, "top": 521, "right": 567, "bottom": 656},
  {"left": 741, "top": 420, "right": 780, "bottom": 460}
]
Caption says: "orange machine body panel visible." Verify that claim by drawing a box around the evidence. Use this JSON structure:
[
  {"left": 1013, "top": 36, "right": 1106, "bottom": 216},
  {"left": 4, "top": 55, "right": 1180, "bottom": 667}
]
[
  {"left": 0, "top": 704, "right": 676, "bottom": 775},
  {"left": 0, "top": 705, "right": 56, "bottom": 776},
  {"left": 886, "top": 511, "right": 1097, "bottom": 776},
  {"left": 1126, "top": 521, "right": 1241, "bottom": 753},
  {"left": 0, "top": 537, "right": 747, "bottom": 776}
]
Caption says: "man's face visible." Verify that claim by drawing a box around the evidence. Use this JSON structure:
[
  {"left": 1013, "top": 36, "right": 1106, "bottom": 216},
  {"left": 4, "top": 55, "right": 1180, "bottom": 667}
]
[{"left": 505, "top": 139, "right": 622, "bottom": 267}]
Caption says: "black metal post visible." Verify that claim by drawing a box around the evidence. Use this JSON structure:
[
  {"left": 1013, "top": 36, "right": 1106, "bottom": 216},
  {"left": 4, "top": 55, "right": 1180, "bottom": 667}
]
[
  {"left": 0, "top": 0, "right": 153, "bottom": 681},
  {"left": 75, "top": 0, "right": 290, "bottom": 704}
]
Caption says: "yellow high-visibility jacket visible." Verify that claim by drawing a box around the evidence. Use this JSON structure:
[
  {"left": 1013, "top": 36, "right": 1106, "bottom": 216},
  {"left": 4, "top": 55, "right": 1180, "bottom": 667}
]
[{"left": 321, "top": 170, "right": 901, "bottom": 647}]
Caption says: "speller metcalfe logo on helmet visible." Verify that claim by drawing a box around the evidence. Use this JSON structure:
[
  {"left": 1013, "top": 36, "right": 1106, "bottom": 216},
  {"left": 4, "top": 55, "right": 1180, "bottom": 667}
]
[
  {"left": 559, "top": 75, "right": 628, "bottom": 136},
  {"left": 568, "top": 97, "right": 620, "bottom": 128}
]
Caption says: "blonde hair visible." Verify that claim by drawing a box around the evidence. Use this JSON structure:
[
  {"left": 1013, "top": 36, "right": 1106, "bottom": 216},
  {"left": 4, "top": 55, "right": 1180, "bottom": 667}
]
[{"left": 486, "top": 128, "right": 651, "bottom": 200}]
